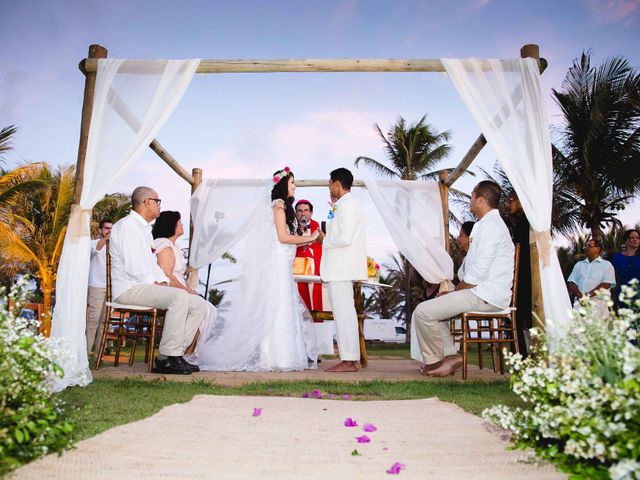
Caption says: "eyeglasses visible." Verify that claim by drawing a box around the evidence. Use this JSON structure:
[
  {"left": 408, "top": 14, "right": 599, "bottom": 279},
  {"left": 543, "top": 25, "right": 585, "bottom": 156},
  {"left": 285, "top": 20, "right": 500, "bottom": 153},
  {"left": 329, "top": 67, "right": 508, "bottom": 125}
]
[
  {"left": 146, "top": 198, "right": 162, "bottom": 206},
  {"left": 585, "top": 244, "right": 598, "bottom": 249}
]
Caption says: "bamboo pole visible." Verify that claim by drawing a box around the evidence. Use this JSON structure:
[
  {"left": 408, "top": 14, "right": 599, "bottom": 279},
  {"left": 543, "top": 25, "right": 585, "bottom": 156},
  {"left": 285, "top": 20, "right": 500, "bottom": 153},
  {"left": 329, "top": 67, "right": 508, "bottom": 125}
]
[
  {"left": 188, "top": 168, "right": 203, "bottom": 267},
  {"left": 72, "top": 44, "right": 108, "bottom": 205},
  {"left": 84, "top": 58, "right": 449, "bottom": 74},
  {"left": 149, "top": 139, "right": 194, "bottom": 184},
  {"left": 438, "top": 171, "right": 450, "bottom": 253}
]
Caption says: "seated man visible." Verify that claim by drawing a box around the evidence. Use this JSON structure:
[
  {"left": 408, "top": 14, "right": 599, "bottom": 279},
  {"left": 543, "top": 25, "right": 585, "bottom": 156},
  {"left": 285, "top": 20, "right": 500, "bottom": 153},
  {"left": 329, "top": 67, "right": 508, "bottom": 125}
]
[
  {"left": 567, "top": 238, "right": 615, "bottom": 305},
  {"left": 109, "top": 186, "right": 207, "bottom": 375},
  {"left": 413, "top": 181, "right": 514, "bottom": 377},
  {"left": 294, "top": 199, "right": 323, "bottom": 311}
]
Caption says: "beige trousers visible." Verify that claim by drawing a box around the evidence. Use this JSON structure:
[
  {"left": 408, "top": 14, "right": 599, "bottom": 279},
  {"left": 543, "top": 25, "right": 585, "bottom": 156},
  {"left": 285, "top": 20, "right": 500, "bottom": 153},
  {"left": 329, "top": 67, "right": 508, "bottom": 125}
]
[
  {"left": 115, "top": 284, "right": 206, "bottom": 357},
  {"left": 413, "top": 289, "right": 502, "bottom": 365},
  {"left": 86, "top": 286, "right": 106, "bottom": 354},
  {"left": 327, "top": 281, "right": 359, "bottom": 361}
]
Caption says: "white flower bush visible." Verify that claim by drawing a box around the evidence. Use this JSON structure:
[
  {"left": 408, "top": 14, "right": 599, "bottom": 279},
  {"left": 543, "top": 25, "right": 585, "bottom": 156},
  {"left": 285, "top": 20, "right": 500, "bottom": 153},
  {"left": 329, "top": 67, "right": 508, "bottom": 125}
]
[
  {"left": 483, "top": 283, "right": 640, "bottom": 480},
  {"left": 0, "top": 277, "right": 74, "bottom": 475}
]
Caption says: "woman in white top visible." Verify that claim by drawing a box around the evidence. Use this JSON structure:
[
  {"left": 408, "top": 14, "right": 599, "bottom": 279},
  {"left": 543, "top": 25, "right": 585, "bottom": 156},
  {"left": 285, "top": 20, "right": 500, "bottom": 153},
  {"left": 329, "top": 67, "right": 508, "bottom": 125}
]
[{"left": 152, "top": 211, "right": 217, "bottom": 355}]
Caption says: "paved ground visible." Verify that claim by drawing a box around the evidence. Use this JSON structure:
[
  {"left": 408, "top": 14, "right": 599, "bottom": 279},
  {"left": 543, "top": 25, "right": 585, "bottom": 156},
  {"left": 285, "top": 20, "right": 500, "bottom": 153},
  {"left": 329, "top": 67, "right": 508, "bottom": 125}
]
[{"left": 92, "top": 356, "right": 508, "bottom": 386}]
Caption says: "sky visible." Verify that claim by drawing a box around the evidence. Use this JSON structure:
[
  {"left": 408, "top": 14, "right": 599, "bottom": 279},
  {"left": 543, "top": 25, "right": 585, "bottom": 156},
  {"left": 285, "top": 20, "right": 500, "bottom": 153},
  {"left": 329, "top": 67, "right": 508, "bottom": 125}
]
[{"left": 1, "top": 0, "right": 639, "bottom": 281}]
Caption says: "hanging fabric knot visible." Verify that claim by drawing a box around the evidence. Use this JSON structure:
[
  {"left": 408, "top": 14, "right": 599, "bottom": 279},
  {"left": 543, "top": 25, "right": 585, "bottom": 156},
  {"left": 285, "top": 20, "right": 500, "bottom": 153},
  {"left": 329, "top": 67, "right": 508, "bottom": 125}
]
[
  {"left": 68, "top": 205, "right": 92, "bottom": 242},
  {"left": 532, "top": 228, "right": 552, "bottom": 267}
]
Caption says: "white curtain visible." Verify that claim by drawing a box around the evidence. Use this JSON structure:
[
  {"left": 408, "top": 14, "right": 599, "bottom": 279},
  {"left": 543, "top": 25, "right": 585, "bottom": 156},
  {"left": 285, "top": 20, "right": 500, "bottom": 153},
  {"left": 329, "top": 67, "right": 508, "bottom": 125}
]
[
  {"left": 190, "top": 179, "right": 270, "bottom": 269},
  {"left": 364, "top": 179, "right": 453, "bottom": 361},
  {"left": 51, "top": 59, "right": 200, "bottom": 391},
  {"left": 442, "top": 58, "right": 571, "bottom": 342}
]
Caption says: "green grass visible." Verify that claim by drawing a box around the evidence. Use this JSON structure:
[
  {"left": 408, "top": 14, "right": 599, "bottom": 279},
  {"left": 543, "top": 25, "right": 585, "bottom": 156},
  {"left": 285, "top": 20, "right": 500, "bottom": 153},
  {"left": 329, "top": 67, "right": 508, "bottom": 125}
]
[{"left": 59, "top": 377, "right": 521, "bottom": 443}]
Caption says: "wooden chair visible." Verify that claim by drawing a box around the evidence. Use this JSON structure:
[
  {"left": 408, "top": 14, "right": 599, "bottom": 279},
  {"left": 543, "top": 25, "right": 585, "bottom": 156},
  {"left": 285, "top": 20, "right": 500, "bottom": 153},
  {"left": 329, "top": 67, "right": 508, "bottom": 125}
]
[
  {"left": 95, "top": 240, "right": 164, "bottom": 372},
  {"left": 452, "top": 244, "right": 521, "bottom": 380}
]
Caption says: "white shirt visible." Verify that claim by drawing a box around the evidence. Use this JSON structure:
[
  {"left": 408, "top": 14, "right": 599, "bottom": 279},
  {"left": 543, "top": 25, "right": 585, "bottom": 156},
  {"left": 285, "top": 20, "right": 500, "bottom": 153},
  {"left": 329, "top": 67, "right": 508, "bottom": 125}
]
[
  {"left": 109, "top": 211, "right": 170, "bottom": 301},
  {"left": 567, "top": 256, "right": 616, "bottom": 294},
  {"left": 462, "top": 209, "right": 515, "bottom": 309},
  {"left": 88, "top": 238, "right": 107, "bottom": 288}
]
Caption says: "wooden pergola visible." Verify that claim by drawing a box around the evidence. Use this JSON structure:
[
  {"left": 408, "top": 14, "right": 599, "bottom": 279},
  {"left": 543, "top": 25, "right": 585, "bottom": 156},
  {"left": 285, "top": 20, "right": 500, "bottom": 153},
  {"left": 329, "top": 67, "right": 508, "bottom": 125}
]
[{"left": 72, "top": 43, "right": 547, "bottom": 328}]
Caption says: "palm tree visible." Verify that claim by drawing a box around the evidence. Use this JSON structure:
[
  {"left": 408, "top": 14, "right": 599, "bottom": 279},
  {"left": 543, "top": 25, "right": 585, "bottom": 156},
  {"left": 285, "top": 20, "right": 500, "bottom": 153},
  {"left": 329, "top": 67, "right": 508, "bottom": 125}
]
[
  {"left": 362, "top": 272, "right": 402, "bottom": 320},
  {"left": 0, "top": 125, "right": 18, "bottom": 164},
  {"left": 0, "top": 164, "right": 75, "bottom": 335},
  {"left": 552, "top": 51, "right": 640, "bottom": 240},
  {"left": 355, "top": 115, "right": 454, "bottom": 342},
  {"left": 91, "top": 192, "right": 131, "bottom": 235}
]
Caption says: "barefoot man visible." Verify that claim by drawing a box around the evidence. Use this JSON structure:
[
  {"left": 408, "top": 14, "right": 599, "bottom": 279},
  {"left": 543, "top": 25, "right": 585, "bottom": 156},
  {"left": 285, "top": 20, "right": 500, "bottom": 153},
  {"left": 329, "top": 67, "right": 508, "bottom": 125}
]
[
  {"left": 320, "top": 168, "right": 367, "bottom": 372},
  {"left": 414, "top": 181, "right": 514, "bottom": 377}
]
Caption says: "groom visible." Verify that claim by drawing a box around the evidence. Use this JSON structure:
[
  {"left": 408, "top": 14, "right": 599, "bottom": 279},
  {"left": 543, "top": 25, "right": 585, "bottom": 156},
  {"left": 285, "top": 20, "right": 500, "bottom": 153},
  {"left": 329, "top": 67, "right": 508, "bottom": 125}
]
[{"left": 320, "top": 168, "right": 368, "bottom": 372}]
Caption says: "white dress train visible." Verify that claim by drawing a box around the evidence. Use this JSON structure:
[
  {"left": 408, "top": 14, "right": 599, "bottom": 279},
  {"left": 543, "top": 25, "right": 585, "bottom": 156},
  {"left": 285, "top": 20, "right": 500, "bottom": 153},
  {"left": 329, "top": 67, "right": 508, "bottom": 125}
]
[{"left": 193, "top": 198, "right": 318, "bottom": 371}]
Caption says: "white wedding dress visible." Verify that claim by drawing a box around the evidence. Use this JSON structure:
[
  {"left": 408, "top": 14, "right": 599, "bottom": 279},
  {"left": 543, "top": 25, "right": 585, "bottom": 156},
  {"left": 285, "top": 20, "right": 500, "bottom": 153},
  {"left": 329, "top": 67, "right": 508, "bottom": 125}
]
[{"left": 194, "top": 198, "right": 318, "bottom": 371}]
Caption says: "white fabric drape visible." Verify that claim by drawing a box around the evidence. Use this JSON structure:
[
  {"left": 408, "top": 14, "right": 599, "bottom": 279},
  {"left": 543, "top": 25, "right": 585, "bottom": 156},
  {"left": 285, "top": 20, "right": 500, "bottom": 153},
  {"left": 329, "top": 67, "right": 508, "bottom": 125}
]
[
  {"left": 190, "top": 179, "right": 271, "bottom": 268},
  {"left": 442, "top": 58, "right": 571, "bottom": 342},
  {"left": 51, "top": 59, "right": 200, "bottom": 391},
  {"left": 364, "top": 179, "right": 453, "bottom": 361}
]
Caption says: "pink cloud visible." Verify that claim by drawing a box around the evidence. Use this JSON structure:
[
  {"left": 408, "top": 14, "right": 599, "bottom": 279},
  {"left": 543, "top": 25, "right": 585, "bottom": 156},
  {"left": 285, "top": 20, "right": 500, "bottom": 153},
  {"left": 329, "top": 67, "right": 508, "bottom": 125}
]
[{"left": 585, "top": 0, "right": 640, "bottom": 26}]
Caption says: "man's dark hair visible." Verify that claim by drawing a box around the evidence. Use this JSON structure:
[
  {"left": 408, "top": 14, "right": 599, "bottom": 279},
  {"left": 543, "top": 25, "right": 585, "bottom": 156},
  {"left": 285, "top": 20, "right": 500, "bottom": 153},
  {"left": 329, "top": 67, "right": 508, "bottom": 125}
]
[
  {"left": 587, "top": 237, "right": 602, "bottom": 250},
  {"left": 152, "top": 211, "right": 181, "bottom": 239},
  {"left": 330, "top": 168, "right": 354, "bottom": 190},
  {"left": 295, "top": 200, "right": 313, "bottom": 213},
  {"left": 474, "top": 180, "right": 502, "bottom": 209},
  {"left": 99, "top": 219, "right": 113, "bottom": 228}
]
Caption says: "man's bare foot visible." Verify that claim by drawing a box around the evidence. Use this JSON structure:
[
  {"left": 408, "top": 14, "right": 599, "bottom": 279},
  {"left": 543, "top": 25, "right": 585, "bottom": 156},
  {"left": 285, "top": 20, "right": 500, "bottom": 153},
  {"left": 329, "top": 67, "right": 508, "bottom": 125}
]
[
  {"left": 419, "top": 360, "right": 443, "bottom": 375},
  {"left": 326, "top": 361, "right": 359, "bottom": 372},
  {"left": 427, "top": 355, "right": 463, "bottom": 377}
]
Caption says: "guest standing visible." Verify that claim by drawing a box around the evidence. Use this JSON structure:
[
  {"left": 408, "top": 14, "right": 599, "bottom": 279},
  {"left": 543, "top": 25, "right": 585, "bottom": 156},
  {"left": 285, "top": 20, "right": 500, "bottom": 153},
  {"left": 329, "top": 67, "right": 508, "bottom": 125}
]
[
  {"left": 86, "top": 219, "right": 113, "bottom": 355},
  {"left": 611, "top": 228, "right": 640, "bottom": 306},
  {"left": 506, "top": 190, "right": 532, "bottom": 358}
]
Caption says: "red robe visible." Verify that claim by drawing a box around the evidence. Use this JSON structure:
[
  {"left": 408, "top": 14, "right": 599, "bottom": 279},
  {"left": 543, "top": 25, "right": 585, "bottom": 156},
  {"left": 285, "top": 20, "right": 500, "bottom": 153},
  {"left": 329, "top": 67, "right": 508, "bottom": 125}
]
[{"left": 295, "top": 219, "right": 323, "bottom": 311}]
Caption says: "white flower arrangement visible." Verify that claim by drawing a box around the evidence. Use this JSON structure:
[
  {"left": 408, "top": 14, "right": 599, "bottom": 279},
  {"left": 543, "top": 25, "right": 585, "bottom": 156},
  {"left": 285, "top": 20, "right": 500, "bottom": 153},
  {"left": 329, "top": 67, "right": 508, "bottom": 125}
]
[
  {"left": 483, "top": 282, "right": 640, "bottom": 479},
  {"left": 0, "top": 277, "right": 74, "bottom": 475}
]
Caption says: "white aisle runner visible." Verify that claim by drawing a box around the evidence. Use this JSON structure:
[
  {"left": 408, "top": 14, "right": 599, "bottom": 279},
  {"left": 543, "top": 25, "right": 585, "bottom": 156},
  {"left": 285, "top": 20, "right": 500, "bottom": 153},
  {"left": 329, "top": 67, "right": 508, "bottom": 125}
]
[{"left": 15, "top": 395, "right": 565, "bottom": 479}]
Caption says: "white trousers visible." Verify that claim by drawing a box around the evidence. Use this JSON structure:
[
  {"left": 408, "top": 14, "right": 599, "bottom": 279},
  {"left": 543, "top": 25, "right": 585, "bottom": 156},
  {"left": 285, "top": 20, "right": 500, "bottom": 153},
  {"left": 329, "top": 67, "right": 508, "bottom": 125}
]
[
  {"left": 86, "top": 286, "right": 106, "bottom": 354},
  {"left": 413, "top": 289, "right": 502, "bottom": 365},
  {"left": 115, "top": 284, "right": 206, "bottom": 357},
  {"left": 327, "top": 281, "right": 359, "bottom": 361}
]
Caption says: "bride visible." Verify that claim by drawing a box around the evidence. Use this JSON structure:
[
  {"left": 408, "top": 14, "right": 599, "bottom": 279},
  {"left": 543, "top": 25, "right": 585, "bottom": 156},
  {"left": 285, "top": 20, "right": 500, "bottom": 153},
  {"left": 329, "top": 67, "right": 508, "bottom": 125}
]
[{"left": 195, "top": 167, "right": 320, "bottom": 371}]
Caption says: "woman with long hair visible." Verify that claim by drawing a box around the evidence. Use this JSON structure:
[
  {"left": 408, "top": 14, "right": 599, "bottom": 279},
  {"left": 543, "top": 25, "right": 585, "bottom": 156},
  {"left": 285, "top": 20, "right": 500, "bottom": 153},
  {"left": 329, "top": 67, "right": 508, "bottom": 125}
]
[
  {"left": 195, "top": 167, "right": 320, "bottom": 371},
  {"left": 611, "top": 228, "right": 640, "bottom": 306},
  {"left": 152, "top": 211, "right": 217, "bottom": 355}
]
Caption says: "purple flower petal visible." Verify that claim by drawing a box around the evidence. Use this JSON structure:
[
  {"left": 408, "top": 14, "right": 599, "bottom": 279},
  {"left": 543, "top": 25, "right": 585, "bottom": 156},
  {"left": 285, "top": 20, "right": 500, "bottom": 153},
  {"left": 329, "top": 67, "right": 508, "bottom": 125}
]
[
  {"left": 363, "top": 423, "right": 377, "bottom": 432},
  {"left": 342, "top": 394, "right": 352, "bottom": 400},
  {"left": 344, "top": 417, "right": 358, "bottom": 427},
  {"left": 383, "top": 447, "right": 389, "bottom": 451},
  {"left": 252, "top": 408, "right": 262, "bottom": 417},
  {"left": 386, "top": 462, "right": 406, "bottom": 474},
  {"left": 302, "top": 392, "right": 309, "bottom": 398},
  {"left": 311, "top": 389, "right": 323, "bottom": 399},
  {"left": 355, "top": 435, "right": 371, "bottom": 443}
]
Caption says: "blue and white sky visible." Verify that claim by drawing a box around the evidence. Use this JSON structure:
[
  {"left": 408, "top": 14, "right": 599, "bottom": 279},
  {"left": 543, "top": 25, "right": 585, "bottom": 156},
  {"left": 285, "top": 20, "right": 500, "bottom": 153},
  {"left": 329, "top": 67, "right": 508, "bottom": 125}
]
[{"left": 2, "top": 0, "right": 639, "bottom": 265}]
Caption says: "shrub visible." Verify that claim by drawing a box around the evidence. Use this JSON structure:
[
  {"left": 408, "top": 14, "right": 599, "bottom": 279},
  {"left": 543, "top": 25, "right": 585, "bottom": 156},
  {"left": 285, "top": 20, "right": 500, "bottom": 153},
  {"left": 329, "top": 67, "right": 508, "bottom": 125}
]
[
  {"left": 483, "top": 285, "right": 640, "bottom": 479},
  {"left": 0, "top": 278, "right": 74, "bottom": 475}
]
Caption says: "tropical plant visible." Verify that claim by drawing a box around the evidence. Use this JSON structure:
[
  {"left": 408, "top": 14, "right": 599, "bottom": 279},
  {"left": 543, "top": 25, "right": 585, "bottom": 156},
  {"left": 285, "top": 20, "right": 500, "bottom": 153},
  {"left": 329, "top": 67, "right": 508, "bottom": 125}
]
[
  {"left": 91, "top": 192, "right": 131, "bottom": 236},
  {"left": 362, "top": 272, "right": 402, "bottom": 320},
  {"left": 483, "top": 286, "right": 640, "bottom": 479},
  {"left": 0, "top": 278, "right": 74, "bottom": 475},
  {"left": 0, "top": 164, "right": 75, "bottom": 335},
  {"left": 552, "top": 51, "right": 640, "bottom": 240},
  {"left": 355, "top": 115, "right": 456, "bottom": 341},
  {"left": 0, "top": 125, "right": 18, "bottom": 164}
]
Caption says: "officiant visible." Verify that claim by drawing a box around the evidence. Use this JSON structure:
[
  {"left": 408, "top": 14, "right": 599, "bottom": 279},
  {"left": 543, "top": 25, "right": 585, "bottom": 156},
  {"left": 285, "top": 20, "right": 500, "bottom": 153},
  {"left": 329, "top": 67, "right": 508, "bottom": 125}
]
[{"left": 293, "top": 199, "right": 324, "bottom": 311}]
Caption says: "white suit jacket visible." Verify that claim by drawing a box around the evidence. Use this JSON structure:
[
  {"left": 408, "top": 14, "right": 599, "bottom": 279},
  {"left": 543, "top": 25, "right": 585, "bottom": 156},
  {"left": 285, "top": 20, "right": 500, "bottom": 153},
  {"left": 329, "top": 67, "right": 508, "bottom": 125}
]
[{"left": 320, "top": 192, "right": 368, "bottom": 282}]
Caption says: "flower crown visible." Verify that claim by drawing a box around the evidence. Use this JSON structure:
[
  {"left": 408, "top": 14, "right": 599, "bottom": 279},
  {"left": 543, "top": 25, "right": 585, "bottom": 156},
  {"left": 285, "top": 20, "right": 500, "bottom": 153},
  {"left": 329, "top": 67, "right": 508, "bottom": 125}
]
[{"left": 273, "top": 166, "right": 291, "bottom": 184}]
